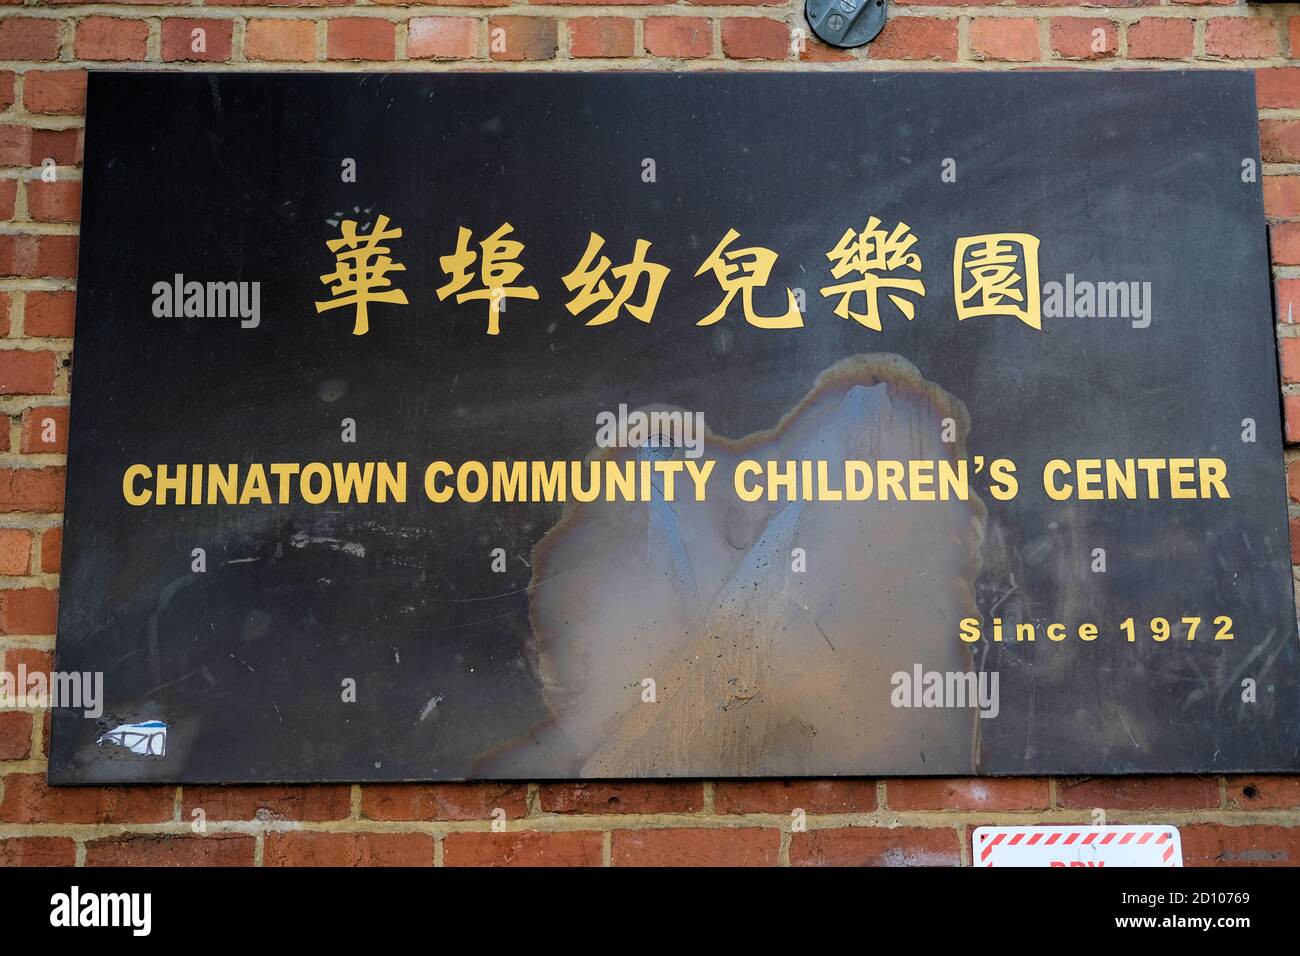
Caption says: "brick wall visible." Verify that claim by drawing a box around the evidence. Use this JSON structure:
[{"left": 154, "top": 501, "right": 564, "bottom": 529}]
[{"left": 2, "top": 0, "right": 1299, "bottom": 867}]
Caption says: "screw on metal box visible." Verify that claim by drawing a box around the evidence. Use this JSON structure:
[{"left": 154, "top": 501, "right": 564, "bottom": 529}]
[{"left": 805, "top": 0, "right": 887, "bottom": 48}]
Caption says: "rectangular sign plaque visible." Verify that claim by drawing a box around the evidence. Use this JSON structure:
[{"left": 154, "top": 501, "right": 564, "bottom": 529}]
[
  {"left": 974, "top": 826, "right": 1183, "bottom": 867},
  {"left": 49, "top": 71, "right": 1299, "bottom": 783}
]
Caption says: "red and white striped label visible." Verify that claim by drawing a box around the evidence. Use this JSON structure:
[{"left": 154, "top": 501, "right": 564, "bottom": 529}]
[{"left": 974, "top": 825, "right": 1182, "bottom": 867}]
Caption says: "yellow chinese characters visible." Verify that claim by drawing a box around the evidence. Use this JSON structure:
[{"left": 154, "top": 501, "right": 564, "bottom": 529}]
[
  {"left": 953, "top": 233, "right": 1041, "bottom": 330},
  {"left": 820, "top": 217, "right": 925, "bottom": 331},
  {"left": 437, "top": 223, "right": 539, "bottom": 336},
  {"left": 315, "top": 215, "right": 1045, "bottom": 338},
  {"left": 315, "top": 214, "right": 408, "bottom": 336},
  {"left": 563, "top": 233, "right": 670, "bottom": 326},
  {"left": 695, "top": 228, "right": 802, "bottom": 329}
]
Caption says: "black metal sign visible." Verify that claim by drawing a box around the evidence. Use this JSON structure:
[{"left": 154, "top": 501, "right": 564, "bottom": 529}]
[{"left": 48, "top": 71, "right": 1298, "bottom": 783}]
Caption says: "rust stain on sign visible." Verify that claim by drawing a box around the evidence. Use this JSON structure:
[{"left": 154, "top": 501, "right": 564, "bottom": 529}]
[{"left": 527, "top": 354, "right": 986, "bottom": 776}]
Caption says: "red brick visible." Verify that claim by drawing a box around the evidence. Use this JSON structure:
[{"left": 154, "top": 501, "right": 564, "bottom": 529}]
[
  {"left": 0, "top": 72, "right": 12, "bottom": 113},
  {"left": 567, "top": 18, "right": 634, "bottom": 58},
  {"left": 0, "top": 587, "right": 57, "bottom": 633},
  {"left": 612, "top": 828, "right": 778, "bottom": 866},
  {"left": 39, "top": 527, "right": 61, "bottom": 573},
  {"left": 0, "top": 235, "right": 79, "bottom": 279},
  {"left": 1258, "top": 68, "right": 1300, "bottom": 111},
  {"left": 218, "top": 0, "right": 351, "bottom": 5},
  {"left": 407, "top": 16, "right": 477, "bottom": 59},
  {"left": 0, "top": 774, "right": 173, "bottom": 824},
  {"left": 161, "top": 19, "right": 235, "bottom": 63},
  {"left": 0, "top": 710, "right": 32, "bottom": 759},
  {"left": 361, "top": 782, "right": 527, "bottom": 821},
  {"left": 0, "top": 350, "right": 55, "bottom": 394},
  {"left": 886, "top": 777, "right": 1050, "bottom": 811},
  {"left": 0, "top": 836, "right": 74, "bottom": 866},
  {"left": 0, "top": 180, "right": 14, "bottom": 221},
  {"left": 327, "top": 18, "right": 395, "bottom": 61},
  {"left": 4, "top": 646, "right": 52, "bottom": 678},
  {"left": 1205, "top": 18, "right": 1279, "bottom": 59},
  {"left": 1227, "top": 775, "right": 1300, "bottom": 810},
  {"left": 87, "top": 834, "right": 254, "bottom": 867},
  {"left": 444, "top": 830, "right": 602, "bottom": 867},
  {"left": 0, "top": 467, "right": 65, "bottom": 513},
  {"left": 489, "top": 17, "right": 557, "bottom": 61},
  {"left": 1287, "top": 395, "right": 1300, "bottom": 443},
  {"left": 644, "top": 17, "right": 712, "bottom": 58},
  {"left": 1127, "top": 17, "right": 1193, "bottom": 60},
  {"left": 1050, "top": 18, "right": 1116, "bottom": 60},
  {"left": 714, "top": 779, "right": 877, "bottom": 814},
  {"left": 75, "top": 17, "right": 150, "bottom": 62},
  {"left": 0, "top": 19, "right": 62, "bottom": 61},
  {"left": 1282, "top": 338, "right": 1300, "bottom": 384},
  {"left": 245, "top": 19, "right": 317, "bottom": 62},
  {"left": 27, "top": 181, "right": 80, "bottom": 224},
  {"left": 182, "top": 785, "right": 351, "bottom": 821},
  {"left": 971, "top": 18, "right": 1040, "bottom": 62},
  {"left": 24, "top": 291, "right": 75, "bottom": 338},
  {"left": 721, "top": 18, "right": 790, "bottom": 60},
  {"left": 797, "top": 36, "right": 854, "bottom": 63},
  {"left": 1292, "top": 16, "right": 1300, "bottom": 57},
  {"left": 0, "top": 124, "right": 31, "bottom": 166},
  {"left": 791, "top": 826, "right": 960, "bottom": 866},
  {"left": 265, "top": 831, "right": 432, "bottom": 866},
  {"left": 1272, "top": 221, "right": 1300, "bottom": 265},
  {"left": 0, "top": 528, "right": 32, "bottom": 575},
  {"left": 868, "top": 17, "right": 957, "bottom": 61},
  {"left": 1290, "top": 516, "right": 1300, "bottom": 563},
  {"left": 1056, "top": 776, "right": 1219, "bottom": 810},
  {"left": 1265, "top": 176, "right": 1300, "bottom": 220},
  {"left": 540, "top": 781, "right": 702, "bottom": 814},
  {"left": 30, "top": 128, "right": 80, "bottom": 168},
  {"left": 1182, "top": 824, "right": 1300, "bottom": 866},
  {"left": 22, "top": 70, "right": 87, "bottom": 115}
]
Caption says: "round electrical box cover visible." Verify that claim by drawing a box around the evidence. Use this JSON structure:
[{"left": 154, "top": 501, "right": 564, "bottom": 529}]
[{"left": 805, "top": 0, "right": 887, "bottom": 48}]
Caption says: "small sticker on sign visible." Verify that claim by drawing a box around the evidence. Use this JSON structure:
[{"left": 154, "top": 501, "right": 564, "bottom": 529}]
[
  {"left": 97, "top": 720, "right": 168, "bottom": 758},
  {"left": 974, "top": 825, "right": 1182, "bottom": 867}
]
